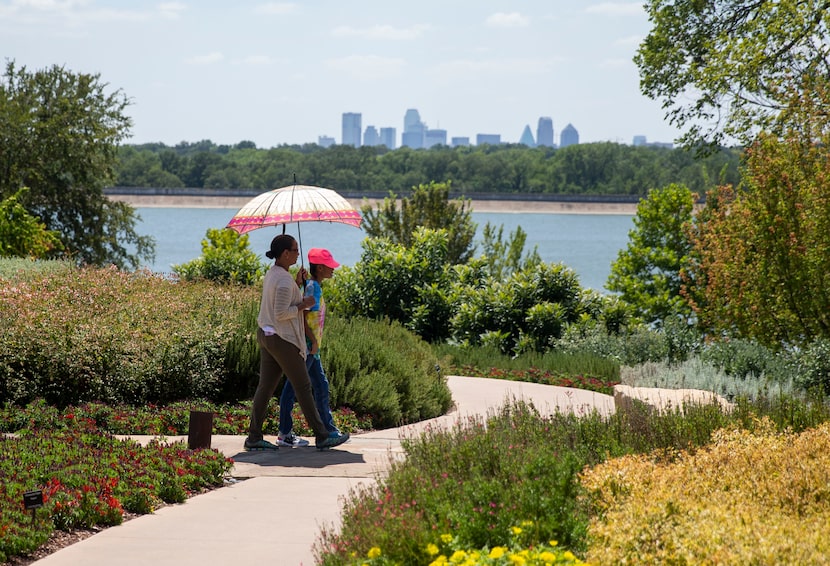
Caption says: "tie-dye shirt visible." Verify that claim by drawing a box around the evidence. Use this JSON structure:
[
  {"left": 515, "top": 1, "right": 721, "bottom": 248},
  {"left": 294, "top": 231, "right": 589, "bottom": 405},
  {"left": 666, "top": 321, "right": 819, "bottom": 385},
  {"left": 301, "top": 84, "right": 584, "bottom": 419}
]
[{"left": 304, "top": 279, "right": 325, "bottom": 359}]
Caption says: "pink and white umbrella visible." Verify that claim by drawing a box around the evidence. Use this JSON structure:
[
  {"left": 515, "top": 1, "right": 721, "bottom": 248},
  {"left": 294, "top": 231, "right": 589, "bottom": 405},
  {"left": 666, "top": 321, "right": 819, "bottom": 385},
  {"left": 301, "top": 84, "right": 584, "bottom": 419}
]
[{"left": 226, "top": 184, "right": 362, "bottom": 235}]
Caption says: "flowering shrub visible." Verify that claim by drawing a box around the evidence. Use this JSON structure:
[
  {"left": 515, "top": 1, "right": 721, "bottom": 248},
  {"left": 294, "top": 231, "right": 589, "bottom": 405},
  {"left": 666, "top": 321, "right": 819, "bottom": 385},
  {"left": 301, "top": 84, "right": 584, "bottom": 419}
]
[
  {"left": 0, "top": 431, "right": 232, "bottom": 562},
  {"left": 340, "top": 526, "right": 586, "bottom": 565},
  {"left": 0, "top": 265, "right": 261, "bottom": 407}
]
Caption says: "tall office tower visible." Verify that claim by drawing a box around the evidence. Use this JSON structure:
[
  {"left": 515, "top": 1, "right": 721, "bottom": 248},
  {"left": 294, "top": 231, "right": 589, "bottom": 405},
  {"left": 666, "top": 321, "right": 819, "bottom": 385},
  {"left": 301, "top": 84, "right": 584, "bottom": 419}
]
[
  {"left": 379, "top": 127, "right": 396, "bottom": 149},
  {"left": 536, "top": 117, "right": 554, "bottom": 147},
  {"left": 403, "top": 108, "right": 422, "bottom": 131},
  {"left": 363, "top": 125, "right": 380, "bottom": 146},
  {"left": 402, "top": 108, "right": 425, "bottom": 148},
  {"left": 476, "top": 133, "right": 501, "bottom": 145},
  {"left": 632, "top": 135, "right": 647, "bottom": 146},
  {"left": 317, "top": 135, "right": 335, "bottom": 148},
  {"left": 424, "top": 128, "right": 447, "bottom": 148},
  {"left": 342, "top": 112, "right": 362, "bottom": 147},
  {"left": 519, "top": 125, "right": 536, "bottom": 147},
  {"left": 560, "top": 123, "right": 579, "bottom": 147},
  {"left": 451, "top": 136, "right": 470, "bottom": 147}
]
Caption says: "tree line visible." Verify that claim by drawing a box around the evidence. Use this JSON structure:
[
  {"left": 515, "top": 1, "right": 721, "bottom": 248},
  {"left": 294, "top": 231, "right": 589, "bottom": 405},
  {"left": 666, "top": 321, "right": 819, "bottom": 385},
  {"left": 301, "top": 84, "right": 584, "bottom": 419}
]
[{"left": 116, "top": 140, "right": 742, "bottom": 197}]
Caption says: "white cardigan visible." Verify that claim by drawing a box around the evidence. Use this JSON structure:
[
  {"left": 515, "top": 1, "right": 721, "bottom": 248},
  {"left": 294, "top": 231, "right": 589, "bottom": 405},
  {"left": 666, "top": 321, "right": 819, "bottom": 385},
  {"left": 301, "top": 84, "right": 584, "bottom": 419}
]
[{"left": 257, "top": 264, "right": 306, "bottom": 358}]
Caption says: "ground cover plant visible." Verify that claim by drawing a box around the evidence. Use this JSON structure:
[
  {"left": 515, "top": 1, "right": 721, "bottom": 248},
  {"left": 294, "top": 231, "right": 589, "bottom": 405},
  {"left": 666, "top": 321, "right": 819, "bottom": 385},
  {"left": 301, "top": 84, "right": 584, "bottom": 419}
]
[
  {"left": 581, "top": 419, "right": 830, "bottom": 563},
  {"left": 314, "top": 394, "right": 830, "bottom": 565},
  {"left": 0, "top": 430, "right": 232, "bottom": 563},
  {"left": 434, "top": 344, "right": 620, "bottom": 395},
  {"left": 0, "top": 399, "right": 373, "bottom": 437}
]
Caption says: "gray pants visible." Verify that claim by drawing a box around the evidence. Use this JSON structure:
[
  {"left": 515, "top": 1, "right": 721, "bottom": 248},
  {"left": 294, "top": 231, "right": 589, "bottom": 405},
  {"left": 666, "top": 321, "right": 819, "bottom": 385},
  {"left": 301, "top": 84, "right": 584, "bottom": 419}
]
[{"left": 248, "top": 328, "right": 328, "bottom": 444}]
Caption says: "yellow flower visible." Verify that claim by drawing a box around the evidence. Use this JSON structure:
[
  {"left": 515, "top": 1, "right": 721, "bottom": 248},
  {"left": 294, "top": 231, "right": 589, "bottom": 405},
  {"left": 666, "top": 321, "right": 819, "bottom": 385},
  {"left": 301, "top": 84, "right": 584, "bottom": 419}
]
[
  {"left": 549, "top": 540, "right": 558, "bottom": 547},
  {"left": 450, "top": 549, "right": 467, "bottom": 563},
  {"left": 511, "top": 526, "right": 523, "bottom": 535},
  {"left": 509, "top": 553, "right": 527, "bottom": 564},
  {"left": 440, "top": 533, "right": 453, "bottom": 544},
  {"left": 563, "top": 550, "right": 576, "bottom": 561},
  {"left": 489, "top": 546, "right": 507, "bottom": 559},
  {"left": 521, "top": 520, "right": 534, "bottom": 527},
  {"left": 367, "top": 546, "right": 381, "bottom": 559},
  {"left": 429, "top": 557, "right": 448, "bottom": 566},
  {"left": 539, "top": 551, "right": 557, "bottom": 562},
  {"left": 427, "top": 543, "right": 440, "bottom": 556}
]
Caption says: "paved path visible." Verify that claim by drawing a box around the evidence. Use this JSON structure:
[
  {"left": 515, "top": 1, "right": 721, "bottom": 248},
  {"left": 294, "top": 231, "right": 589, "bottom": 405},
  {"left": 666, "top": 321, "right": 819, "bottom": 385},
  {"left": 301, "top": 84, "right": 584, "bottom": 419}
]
[{"left": 32, "top": 376, "right": 614, "bottom": 566}]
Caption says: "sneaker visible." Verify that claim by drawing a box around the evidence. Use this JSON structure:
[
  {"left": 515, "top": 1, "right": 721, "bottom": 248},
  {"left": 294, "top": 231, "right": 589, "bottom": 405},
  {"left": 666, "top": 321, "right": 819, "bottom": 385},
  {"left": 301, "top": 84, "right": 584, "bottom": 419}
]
[
  {"left": 277, "top": 432, "right": 310, "bottom": 448},
  {"left": 316, "top": 431, "right": 350, "bottom": 451},
  {"left": 243, "top": 438, "right": 279, "bottom": 452}
]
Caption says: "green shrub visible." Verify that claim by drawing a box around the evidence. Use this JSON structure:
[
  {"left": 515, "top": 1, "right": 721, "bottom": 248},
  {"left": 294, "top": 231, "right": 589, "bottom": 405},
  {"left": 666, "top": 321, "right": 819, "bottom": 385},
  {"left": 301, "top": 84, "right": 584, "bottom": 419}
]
[
  {"left": 323, "top": 315, "right": 451, "bottom": 428},
  {"left": 700, "top": 337, "right": 786, "bottom": 379},
  {"left": 327, "top": 228, "right": 453, "bottom": 343},
  {"left": 451, "top": 262, "right": 583, "bottom": 355},
  {"left": 173, "top": 228, "right": 265, "bottom": 285},
  {"left": 788, "top": 338, "right": 830, "bottom": 394},
  {"left": 557, "top": 320, "right": 669, "bottom": 365}
]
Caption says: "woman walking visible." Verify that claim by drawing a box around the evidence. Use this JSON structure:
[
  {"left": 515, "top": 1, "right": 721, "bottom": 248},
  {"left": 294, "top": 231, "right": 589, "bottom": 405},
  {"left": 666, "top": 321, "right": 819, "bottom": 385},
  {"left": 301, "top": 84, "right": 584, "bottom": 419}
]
[{"left": 244, "top": 234, "right": 350, "bottom": 452}]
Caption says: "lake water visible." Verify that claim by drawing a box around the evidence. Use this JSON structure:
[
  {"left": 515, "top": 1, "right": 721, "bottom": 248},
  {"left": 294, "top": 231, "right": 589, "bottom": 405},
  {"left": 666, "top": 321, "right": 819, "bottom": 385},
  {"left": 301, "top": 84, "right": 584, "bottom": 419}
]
[{"left": 134, "top": 208, "right": 634, "bottom": 291}]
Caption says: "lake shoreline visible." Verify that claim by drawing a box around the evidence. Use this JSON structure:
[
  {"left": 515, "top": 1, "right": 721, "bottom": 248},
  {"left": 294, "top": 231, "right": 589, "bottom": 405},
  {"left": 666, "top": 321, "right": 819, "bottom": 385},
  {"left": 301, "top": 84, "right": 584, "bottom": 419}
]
[{"left": 108, "top": 194, "right": 639, "bottom": 215}]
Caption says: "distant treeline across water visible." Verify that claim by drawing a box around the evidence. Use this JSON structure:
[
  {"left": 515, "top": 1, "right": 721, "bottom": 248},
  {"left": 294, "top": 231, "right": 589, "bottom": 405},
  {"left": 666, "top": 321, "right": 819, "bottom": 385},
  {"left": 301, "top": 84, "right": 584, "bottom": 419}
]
[
  {"left": 115, "top": 140, "right": 740, "bottom": 197},
  {"left": 105, "top": 186, "right": 645, "bottom": 204}
]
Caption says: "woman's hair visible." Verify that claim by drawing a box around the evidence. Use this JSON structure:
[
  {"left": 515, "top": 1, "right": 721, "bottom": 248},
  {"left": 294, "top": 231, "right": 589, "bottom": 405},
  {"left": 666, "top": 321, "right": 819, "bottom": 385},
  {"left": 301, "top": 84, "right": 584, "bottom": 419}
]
[
  {"left": 265, "top": 234, "right": 296, "bottom": 260},
  {"left": 308, "top": 263, "right": 321, "bottom": 279}
]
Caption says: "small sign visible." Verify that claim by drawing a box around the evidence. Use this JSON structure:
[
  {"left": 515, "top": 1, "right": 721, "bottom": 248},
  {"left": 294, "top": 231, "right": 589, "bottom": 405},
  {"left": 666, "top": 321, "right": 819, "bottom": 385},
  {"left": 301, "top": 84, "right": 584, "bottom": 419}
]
[{"left": 23, "top": 490, "right": 43, "bottom": 510}]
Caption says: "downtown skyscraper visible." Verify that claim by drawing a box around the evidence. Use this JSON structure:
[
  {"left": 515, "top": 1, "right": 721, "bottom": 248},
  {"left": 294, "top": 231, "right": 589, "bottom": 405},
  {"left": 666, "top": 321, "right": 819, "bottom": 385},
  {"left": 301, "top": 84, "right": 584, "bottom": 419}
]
[{"left": 341, "top": 112, "right": 362, "bottom": 147}]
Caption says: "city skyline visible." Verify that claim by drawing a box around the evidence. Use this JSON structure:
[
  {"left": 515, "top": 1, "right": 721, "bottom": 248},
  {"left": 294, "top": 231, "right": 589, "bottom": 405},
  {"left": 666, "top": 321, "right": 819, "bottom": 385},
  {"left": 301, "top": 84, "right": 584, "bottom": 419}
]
[
  {"left": 333, "top": 108, "right": 648, "bottom": 150},
  {"left": 2, "top": 2, "right": 684, "bottom": 148}
]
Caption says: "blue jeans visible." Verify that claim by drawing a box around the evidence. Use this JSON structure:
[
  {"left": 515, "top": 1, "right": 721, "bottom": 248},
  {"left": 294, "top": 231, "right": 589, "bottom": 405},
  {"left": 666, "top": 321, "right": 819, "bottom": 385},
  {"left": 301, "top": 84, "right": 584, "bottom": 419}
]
[{"left": 279, "top": 355, "right": 339, "bottom": 435}]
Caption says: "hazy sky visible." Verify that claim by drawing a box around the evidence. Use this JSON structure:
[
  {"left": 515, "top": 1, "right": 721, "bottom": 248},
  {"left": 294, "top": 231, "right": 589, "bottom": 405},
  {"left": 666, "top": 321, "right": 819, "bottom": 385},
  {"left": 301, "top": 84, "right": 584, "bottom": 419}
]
[{"left": 1, "top": 1, "right": 682, "bottom": 148}]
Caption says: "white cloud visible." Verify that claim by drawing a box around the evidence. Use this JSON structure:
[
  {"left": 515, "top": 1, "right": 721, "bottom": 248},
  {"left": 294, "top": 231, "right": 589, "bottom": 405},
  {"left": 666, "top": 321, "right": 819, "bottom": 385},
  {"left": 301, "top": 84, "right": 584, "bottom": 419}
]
[
  {"left": 254, "top": 2, "right": 297, "bottom": 15},
  {"left": 332, "top": 24, "right": 429, "bottom": 41},
  {"left": 325, "top": 55, "right": 405, "bottom": 79},
  {"left": 485, "top": 12, "right": 529, "bottom": 28},
  {"left": 585, "top": 2, "right": 643, "bottom": 16},
  {"left": 237, "top": 55, "right": 273, "bottom": 66},
  {"left": 185, "top": 52, "right": 225, "bottom": 65}
]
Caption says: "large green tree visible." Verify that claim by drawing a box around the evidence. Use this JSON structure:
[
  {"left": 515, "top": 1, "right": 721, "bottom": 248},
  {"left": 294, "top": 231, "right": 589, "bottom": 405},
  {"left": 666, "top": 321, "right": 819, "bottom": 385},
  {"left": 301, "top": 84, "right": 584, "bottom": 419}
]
[
  {"left": 636, "top": 0, "right": 830, "bottom": 150},
  {"left": 361, "top": 181, "right": 476, "bottom": 264},
  {"left": 0, "top": 61, "right": 154, "bottom": 269},
  {"left": 607, "top": 184, "right": 696, "bottom": 324},
  {"left": 689, "top": 132, "right": 830, "bottom": 346}
]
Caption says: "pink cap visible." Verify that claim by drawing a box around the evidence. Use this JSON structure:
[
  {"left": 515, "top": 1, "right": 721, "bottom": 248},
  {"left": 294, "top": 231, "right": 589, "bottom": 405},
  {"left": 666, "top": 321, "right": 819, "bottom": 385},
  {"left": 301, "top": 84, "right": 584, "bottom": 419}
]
[{"left": 307, "top": 248, "right": 339, "bottom": 269}]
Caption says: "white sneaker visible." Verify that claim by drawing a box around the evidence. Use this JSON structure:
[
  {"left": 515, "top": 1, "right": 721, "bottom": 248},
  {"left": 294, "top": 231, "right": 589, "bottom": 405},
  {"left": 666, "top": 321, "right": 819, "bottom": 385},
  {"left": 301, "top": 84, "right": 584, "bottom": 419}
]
[{"left": 277, "top": 432, "right": 309, "bottom": 447}]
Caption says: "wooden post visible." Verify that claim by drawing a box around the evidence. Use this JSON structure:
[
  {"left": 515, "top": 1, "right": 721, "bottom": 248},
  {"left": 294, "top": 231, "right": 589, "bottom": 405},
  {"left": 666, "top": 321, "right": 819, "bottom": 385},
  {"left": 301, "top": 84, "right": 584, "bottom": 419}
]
[{"left": 187, "top": 410, "right": 214, "bottom": 449}]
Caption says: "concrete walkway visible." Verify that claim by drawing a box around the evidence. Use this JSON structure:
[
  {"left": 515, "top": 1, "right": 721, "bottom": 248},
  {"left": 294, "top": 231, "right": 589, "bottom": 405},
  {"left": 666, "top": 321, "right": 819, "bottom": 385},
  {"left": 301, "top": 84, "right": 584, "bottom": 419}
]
[{"left": 32, "top": 376, "right": 614, "bottom": 566}]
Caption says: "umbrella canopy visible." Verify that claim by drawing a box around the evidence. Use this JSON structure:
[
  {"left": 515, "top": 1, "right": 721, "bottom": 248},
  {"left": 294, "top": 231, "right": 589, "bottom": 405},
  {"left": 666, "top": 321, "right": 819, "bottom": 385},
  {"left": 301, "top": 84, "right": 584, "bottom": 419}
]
[{"left": 226, "top": 184, "right": 362, "bottom": 235}]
